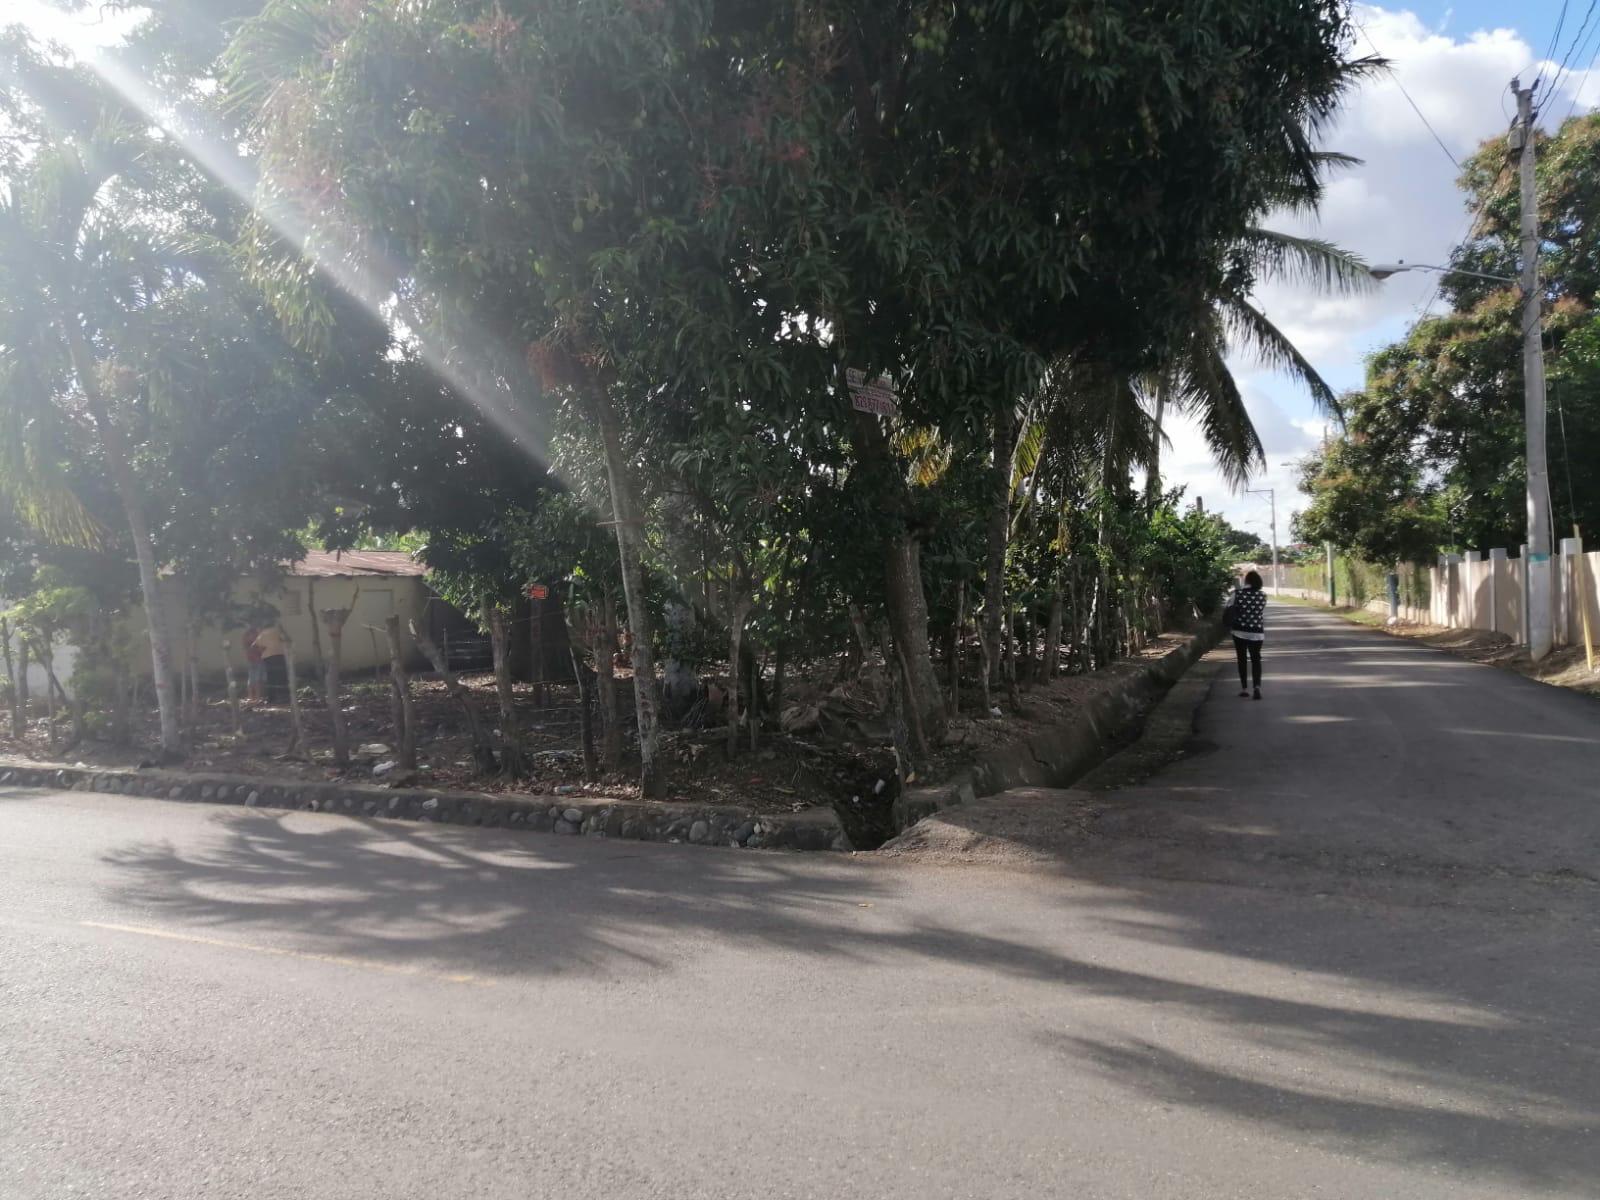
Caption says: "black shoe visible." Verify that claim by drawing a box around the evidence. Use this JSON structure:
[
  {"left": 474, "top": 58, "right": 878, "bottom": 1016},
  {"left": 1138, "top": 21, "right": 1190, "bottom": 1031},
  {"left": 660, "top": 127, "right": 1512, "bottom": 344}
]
[
  {"left": 1252, "top": 687, "right": 1262, "bottom": 701},
  {"left": 1238, "top": 689, "right": 1250, "bottom": 698}
]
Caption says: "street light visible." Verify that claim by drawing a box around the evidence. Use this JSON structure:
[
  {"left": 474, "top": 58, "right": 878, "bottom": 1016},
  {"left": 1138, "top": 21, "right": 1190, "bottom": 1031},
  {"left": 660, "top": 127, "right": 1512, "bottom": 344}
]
[
  {"left": 1367, "top": 81, "right": 1553, "bottom": 660},
  {"left": 1367, "top": 260, "right": 1518, "bottom": 284}
]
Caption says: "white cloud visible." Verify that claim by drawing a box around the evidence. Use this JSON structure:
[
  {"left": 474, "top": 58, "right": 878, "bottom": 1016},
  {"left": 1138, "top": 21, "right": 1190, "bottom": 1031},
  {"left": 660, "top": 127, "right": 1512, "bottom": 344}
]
[{"left": 1190, "top": 5, "right": 1598, "bottom": 534}]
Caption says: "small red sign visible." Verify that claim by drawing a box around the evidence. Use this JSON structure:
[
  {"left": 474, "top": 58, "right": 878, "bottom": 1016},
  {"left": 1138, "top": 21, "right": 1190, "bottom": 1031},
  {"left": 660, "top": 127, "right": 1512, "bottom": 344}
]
[{"left": 526, "top": 583, "right": 550, "bottom": 601}]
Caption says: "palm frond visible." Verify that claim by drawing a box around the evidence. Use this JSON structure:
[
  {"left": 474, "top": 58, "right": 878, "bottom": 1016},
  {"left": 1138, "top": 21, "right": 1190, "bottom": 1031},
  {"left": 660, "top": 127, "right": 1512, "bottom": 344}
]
[
  {"left": 1238, "top": 227, "right": 1373, "bottom": 295},
  {"left": 1168, "top": 333, "right": 1265, "bottom": 490},
  {"left": 1221, "top": 297, "right": 1339, "bottom": 414},
  {"left": 1010, "top": 418, "right": 1046, "bottom": 494}
]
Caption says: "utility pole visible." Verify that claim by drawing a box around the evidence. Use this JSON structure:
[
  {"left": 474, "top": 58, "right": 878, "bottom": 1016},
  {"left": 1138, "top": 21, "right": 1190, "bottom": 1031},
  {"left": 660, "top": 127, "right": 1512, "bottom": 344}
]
[
  {"left": 1247, "top": 487, "right": 1279, "bottom": 593},
  {"left": 1514, "top": 78, "right": 1554, "bottom": 660}
]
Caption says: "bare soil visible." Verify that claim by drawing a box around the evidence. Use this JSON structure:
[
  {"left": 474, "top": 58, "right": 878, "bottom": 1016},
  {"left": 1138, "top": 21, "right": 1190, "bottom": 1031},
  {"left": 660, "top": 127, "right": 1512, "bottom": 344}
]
[{"left": 0, "top": 631, "right": 1201, "bottom": 817}]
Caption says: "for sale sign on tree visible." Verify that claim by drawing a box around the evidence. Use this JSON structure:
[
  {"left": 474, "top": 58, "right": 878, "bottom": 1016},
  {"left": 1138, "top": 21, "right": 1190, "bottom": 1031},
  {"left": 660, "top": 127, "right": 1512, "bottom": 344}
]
[{"left": 846, "top": 368, "right": 898, "bottom": 416}]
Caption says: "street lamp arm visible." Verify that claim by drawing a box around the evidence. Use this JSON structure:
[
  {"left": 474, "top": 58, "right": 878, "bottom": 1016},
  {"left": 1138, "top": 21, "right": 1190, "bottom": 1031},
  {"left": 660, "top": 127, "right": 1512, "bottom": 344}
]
[{"left": 1368, "top": 261, "right": 1518, "bottom": 284}]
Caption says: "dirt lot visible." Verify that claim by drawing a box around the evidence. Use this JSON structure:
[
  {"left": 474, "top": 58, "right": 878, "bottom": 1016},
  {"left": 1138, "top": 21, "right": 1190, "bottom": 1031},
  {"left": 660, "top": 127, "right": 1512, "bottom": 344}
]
[{"left": 0, "top": 631, "right": 1201, "bottom": 817}]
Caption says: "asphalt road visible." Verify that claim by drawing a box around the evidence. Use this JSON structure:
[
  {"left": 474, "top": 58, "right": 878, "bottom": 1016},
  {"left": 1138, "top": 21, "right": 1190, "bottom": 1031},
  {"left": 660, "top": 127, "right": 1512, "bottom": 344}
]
[{"left": 3, "top": 606, "right": 1597, "bottom": 1199}]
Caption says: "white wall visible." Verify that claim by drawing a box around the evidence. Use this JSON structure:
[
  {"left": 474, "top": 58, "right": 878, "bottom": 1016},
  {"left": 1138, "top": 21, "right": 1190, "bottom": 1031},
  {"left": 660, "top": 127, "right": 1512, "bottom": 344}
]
[{"left": 125, "top": 575, "right": 433, "bottom": 681}]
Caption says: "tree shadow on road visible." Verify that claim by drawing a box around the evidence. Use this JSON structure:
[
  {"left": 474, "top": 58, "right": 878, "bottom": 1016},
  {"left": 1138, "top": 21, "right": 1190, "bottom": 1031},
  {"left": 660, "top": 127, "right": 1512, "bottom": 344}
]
[{"left": 87, "top": 780, "right": 1600, "bottom": 1195}]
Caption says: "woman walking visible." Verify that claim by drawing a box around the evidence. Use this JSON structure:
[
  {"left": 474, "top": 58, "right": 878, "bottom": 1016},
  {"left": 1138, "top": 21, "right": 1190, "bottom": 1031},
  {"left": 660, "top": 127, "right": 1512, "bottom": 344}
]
[{"left": 1227, "top": 570, "right": 1268, "bottom": 700}]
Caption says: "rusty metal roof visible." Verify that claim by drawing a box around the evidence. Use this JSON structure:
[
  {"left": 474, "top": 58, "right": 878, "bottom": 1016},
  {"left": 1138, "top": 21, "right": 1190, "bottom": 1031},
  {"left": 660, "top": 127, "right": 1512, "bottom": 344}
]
[{"left": 287, "top": 550, "right": 428, "bottom": 578}]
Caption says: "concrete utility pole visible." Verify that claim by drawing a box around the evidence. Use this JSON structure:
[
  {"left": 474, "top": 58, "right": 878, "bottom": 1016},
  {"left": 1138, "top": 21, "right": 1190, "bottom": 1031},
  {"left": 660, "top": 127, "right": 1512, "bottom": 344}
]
[
  {"left": 1514, "top": 78, "right": 1554, "bottom": 660},
  {"left": 1247, "top": 487, "right": 1279, "bottom": 592}
]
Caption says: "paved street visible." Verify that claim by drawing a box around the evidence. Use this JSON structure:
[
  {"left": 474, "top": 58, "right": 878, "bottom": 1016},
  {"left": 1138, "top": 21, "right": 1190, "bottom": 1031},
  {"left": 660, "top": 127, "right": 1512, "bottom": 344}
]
[{"left": 3, "top": 607, "right": 1598, "bottom": 1199}]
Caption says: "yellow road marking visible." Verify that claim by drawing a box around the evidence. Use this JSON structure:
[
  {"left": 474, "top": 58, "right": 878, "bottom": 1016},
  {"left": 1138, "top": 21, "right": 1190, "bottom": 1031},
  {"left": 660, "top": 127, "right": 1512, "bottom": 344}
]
[{"left": 80, "top": 920, "right": 493, "bottom": 987}]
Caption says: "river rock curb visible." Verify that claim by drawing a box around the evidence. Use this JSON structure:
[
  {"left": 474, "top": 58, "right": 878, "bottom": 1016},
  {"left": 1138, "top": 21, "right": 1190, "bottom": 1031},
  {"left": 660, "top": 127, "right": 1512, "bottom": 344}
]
[
  {"left": 892, "top": 621, "right": 1221, "bottom": 831},
  {"left": 0, "top": 761, "right": 848, "bottom": 853}
]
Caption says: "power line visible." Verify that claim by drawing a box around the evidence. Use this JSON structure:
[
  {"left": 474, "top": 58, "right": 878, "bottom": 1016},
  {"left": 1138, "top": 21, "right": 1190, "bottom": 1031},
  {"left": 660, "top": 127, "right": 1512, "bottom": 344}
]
[
  {"left": 1546, "top": 0, "right": 1600, "bottom": 105},
  {"left": 1411, "top": 123, "right": 1519, "bottom": 321},
  {"left": 1558, "top": 17, "right": 1600, "bottom": 122},
  {"left": 1538, "top": 0, "right": 1573, "bottom": 90},
  {"left": 1356, "top": 21, "right": 1462, "bottom": 171}
]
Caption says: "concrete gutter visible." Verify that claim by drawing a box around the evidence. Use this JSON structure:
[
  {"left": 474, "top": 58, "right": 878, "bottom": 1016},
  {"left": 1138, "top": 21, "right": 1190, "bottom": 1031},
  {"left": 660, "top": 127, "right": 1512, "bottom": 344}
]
[{"left": 892, "top": 621, "right": 1221, "bottom": 832}]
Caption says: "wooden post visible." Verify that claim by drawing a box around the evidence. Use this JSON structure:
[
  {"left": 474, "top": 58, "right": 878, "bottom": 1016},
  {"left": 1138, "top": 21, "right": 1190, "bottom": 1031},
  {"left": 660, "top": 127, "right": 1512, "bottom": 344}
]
[
  {"left": 281, "top": 628, "right": 307, "bottom": 758},
  {"left": 319, "top": 599, "right": 354, "bottom": 767},
  {"left": 185, "top": 617, "right": 202, "bottom": 735},
  {"left": 531, "top": 594, "right": 547, "bottom": 708},
  {"left": 16, "top": 637, "right": 30, "bottom": 726},
  {"left": 565, "top": 589, "right": 597, "bottom": 781},
  {"left": 1575, "top": 525, "right": 1595, "bottom": 671},
  {"left": 411, "top": 620, "right": 497, "bottom": 773},
  {"left": 596, "top": 591, "right": 622, "bottom": 769},
  {"left": 221, "top": 636, "right": 243, "bottom": 735},
  {"left": 382, "top": 615, "right": 417, "bottom": 770}
]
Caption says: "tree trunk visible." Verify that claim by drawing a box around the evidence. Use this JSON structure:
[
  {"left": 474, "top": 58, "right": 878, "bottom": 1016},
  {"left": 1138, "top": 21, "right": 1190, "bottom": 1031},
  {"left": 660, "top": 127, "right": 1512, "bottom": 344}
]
[
  {"left": 565, "top": 599, "right": 597, "bottom": 781},
  {"left": 383, "top": 615, "right": 417, "bottom": 771},
  {"left": 221, "top": 637, "right": 243, "bottom": 735},
  {"left": 35, "top": 639, "right": 57, "bottom": 752},
  {"left": 593, "top": 385, "right": 663, "bottom": 797},
  {"left": 112, "top": 659, "right": 133, "bottom": 745},
  {"left": 307, "top": 577, "right": 326, "bottom": 676},
  {"left": 748, "top": 643, "right": 760, "bottom": 754},
  {"left": 319, "top": 607, "right": 351, "bottom": 767},
  {"left": 1, "top": 619, "right": 19, "bottom": 738},
  {"left": 1145, "top": 372, "right": 1169, "bottom": 510},
  {"left": 848, "top": 603, "right": 873, "bottom": 674},
  {"left": 983, "top": 404, "right": 1016, "bottom": 695},
  {"left": 1044, "top": 586, "right": 1064, "bottom": 679},
  {"left": 884, "top": 533, "right": 950, "bottom": 747},
  {"left": 411, "top": 620, "right": 497, "bottom": 774},
  {"left": 726, "top": 589, "right": 750, "bottom": 759},
  {"left": 484, "top": 601, "right": 528, "bottom": 778},
  {"left": 63, "top": 323, "right": 180, "bottom": 758},
  {"left": 1003, "top": 605, "right": 1021, "bottom": 710},
  {"left": 947, "top": 580, "right": 965, "bottom": 713},
  {"left": 16, "top": 638, "right": 30, "bottom": 728},
  {"left": 282, "top": 630, "right": 307, "bottom": 758},
  {"left": 596, "top": 592, "right": 622, "bottom": 770},
  {"left": 61, "top": 326, "right": 178, "bottom": 761},
  {"left": 851, "top": 406, "right": 946, "bottom": 743}
]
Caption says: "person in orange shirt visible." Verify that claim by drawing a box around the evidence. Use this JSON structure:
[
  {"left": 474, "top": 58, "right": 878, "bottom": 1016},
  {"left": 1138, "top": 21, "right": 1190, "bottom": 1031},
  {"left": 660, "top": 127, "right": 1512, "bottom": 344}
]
[
  {"left": 250, "top": 624, "right": 290, "bottom": 705},
  {"left": 242, "top": 625, "right": 266, "bottom": 703}
]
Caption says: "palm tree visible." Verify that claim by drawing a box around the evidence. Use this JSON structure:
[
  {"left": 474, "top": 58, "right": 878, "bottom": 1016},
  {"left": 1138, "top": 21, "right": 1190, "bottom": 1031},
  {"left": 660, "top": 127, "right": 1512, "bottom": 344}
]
[
  {"left": 0, "top": 70, "right": 187, "bottom": 755},
  {"left": 1142, "top": 226, "right": 1373, "bottom": 502}
]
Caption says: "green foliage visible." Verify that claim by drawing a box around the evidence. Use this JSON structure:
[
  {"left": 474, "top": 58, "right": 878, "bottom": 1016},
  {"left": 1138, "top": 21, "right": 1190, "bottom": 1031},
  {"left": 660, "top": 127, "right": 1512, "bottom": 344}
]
[
  {"left": 1303, "top": 113, "right": 1600, "bottom": 560},
  {"left": 1130, "top": 499, "right": 1239, "bottom": 619}
]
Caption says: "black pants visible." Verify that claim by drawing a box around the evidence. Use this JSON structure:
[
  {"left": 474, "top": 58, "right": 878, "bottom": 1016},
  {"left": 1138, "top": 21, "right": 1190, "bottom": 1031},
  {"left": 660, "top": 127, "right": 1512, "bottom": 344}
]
[
  {"left": 1233, "top": 636, "right": 1262, "bottom": 689},
  {"left": 264, "top": 655, "right": 289, "bottom": 704}
]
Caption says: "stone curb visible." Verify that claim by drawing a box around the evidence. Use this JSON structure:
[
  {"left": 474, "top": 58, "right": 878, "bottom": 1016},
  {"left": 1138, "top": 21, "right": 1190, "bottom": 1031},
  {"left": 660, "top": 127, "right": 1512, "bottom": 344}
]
[
  {"left": 892, "top": 622, "right": 1221, "bottom": 831},
  {"left": 0, "top": 761, "right": 848, "bottom": 853}
]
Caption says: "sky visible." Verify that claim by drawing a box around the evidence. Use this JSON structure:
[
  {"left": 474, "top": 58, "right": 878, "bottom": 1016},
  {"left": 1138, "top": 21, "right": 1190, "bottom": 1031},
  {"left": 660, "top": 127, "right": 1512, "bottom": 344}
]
[
  {"left": 6, "top": 1, "right": 1593, "bottom": 549},
  {"left": 1162, "top": 1, "right": 1597, "bottom": 548}
]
